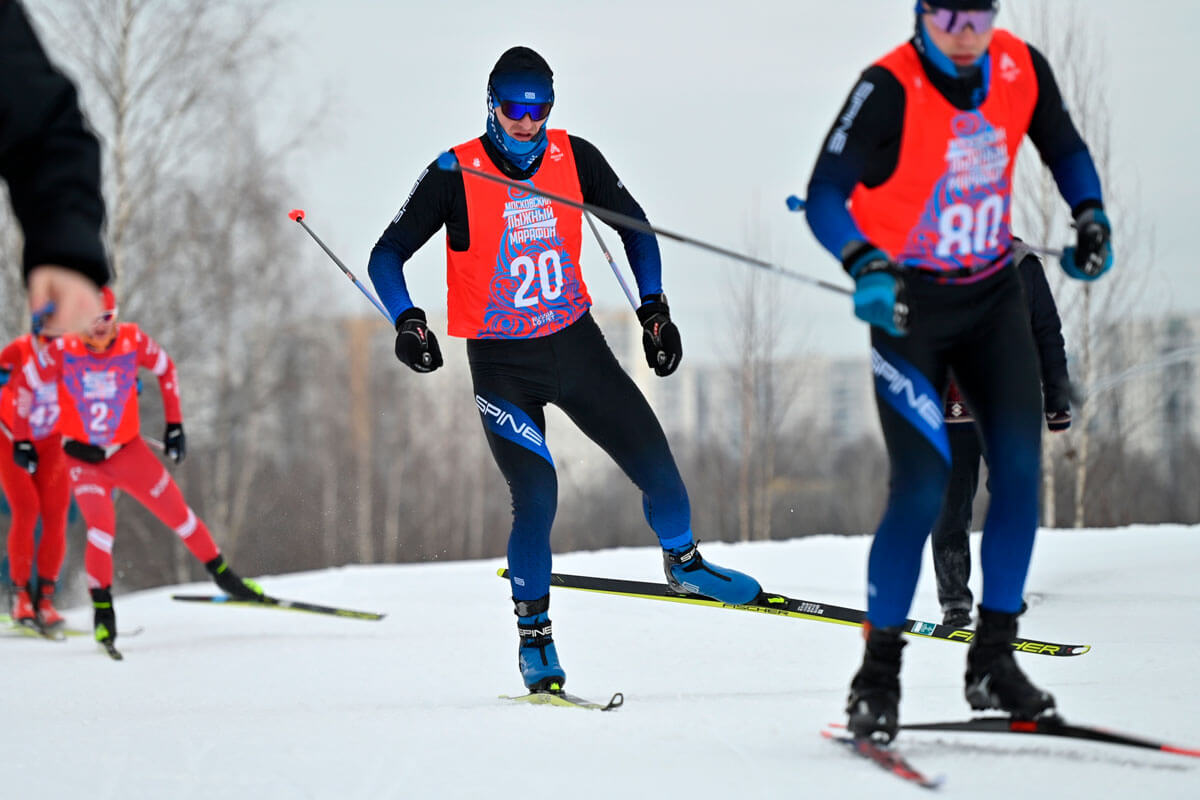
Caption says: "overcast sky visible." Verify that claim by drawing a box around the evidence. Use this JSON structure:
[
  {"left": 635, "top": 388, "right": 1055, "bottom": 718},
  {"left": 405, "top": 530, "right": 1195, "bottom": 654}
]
[{"left": 269, "top": 0, "right": 1196, "bottom": 359}]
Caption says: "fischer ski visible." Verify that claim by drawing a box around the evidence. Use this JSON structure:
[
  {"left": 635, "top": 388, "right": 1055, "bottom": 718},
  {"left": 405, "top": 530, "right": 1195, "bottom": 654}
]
[
  {"left": 501, "top": 690, "right": 624, "bottom": 711},
  {"left": 497, "top": 569, "right": 1088, "bottom": 657},
  {"left": 900, "top": 715, "right": 1200, "bottom": 758},
  {"left": 822, "top": 729, "right": 944, "bottom": 789},
  {"left": 171, "top": 593, "right": 385, "bottom": 621}
]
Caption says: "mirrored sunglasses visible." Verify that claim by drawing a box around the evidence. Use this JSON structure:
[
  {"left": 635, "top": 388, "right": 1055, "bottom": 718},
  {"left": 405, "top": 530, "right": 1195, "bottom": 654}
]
[
  {"left": 925, "top": 7, "right": 996, "bottom": 34},
  {"left": 498, "top": 99, "right": 553, "bottom": 122}
]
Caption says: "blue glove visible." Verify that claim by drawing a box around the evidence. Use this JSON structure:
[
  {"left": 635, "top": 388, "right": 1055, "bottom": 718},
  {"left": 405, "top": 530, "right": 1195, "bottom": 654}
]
[
  {"left": 0, "top": 368, "right": 8, "bottom": 388},
  {"left": 1060, "top": 208, "right": 1112, "bottom": 281},
  {"left": 844, "top": 246, "right": 909, "bottom": 337}
]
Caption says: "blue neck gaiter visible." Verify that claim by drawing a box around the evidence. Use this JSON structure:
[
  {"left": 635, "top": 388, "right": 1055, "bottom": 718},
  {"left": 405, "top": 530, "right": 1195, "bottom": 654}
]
[
  {"left": 486, "top": 92, "right": 549, "bottom": 172},
  {"left": 914, "top": 12, "right": 992, "bottom": 108}
]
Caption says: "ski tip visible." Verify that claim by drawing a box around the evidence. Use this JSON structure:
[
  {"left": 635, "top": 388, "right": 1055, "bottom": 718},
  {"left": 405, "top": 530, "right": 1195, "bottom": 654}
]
[
  {"left": 785, "top": 194, "right": 806, "bottom": 212},
  {"left": 436, "top": 151, "right": 459, "bottom": 171},
  {"left": 287, "top": 208, "right": 305, "bottom": 222},
  {"left": 1163, "top": 744, "right": 1200, "bottom": 759},
  {"left": 496, "top": 567, "right": 508, "bottom": 578}
]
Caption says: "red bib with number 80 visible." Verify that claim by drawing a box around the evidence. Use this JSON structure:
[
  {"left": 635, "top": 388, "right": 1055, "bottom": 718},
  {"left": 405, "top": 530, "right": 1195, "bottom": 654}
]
[
  {"left": 446, "top": 130, "right": 591, "bottom": 338},
  {"left": 849, "top": 29, "right": 1037, "bottom": 282}
]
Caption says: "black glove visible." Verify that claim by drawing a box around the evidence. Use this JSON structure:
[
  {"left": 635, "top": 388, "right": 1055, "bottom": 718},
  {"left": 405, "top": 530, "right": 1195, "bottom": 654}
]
[
  {"left": 163, "top": 423, "right": 186, "bottom": 463},
  {"left": 13, "top": 440, "right": 37, "bottom": 475},
  {"left": 636, "top": 294, "right": 682, "bottom": 377},
  {"left": 1045, "top": 409, "right": 1071, "bottom": 432},
  {"left": 393, "top": 307, "right": 443, "bottom": 373}
]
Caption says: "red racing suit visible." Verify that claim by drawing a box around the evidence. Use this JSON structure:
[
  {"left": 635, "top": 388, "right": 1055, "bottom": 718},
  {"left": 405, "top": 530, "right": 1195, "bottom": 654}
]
[
  {"left": 10, "top": 324, "right": 221, "bottom": 588},
  {"left": 0, "top": 335, "right": 69, "bottom": 585}
]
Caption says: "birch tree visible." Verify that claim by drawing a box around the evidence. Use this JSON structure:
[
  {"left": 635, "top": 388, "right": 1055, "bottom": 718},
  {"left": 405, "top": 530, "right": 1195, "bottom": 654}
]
[{"left": 1011, "top": 1, "right": 1155, "bottom": 528}]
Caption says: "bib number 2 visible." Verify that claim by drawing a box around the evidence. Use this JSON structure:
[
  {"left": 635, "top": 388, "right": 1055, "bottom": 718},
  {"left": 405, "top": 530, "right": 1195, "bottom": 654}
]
[
  {"left": 510, "top": 250, "right": 564, "bottom": 308},
  {"left": 89, "top": 401, "right": 110, "bottom": 432}
]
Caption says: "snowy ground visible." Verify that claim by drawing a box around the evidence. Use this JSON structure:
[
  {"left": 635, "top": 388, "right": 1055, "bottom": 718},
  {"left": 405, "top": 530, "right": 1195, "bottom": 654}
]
[{"left": 3, "top": 525, "right": 1197, "bottom": 799}]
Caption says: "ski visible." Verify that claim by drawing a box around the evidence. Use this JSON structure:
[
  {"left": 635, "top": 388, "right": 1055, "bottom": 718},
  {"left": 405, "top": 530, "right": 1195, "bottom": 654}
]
[
  {"left": 2, "top": 615, "right": 144, "bottom": 641},
  {"left": 900, "top": 715, "right": 1200, "bottom": 758},
  {"left": 99, "top": 640, "right": 123, "bottom": 661},
  {"left": 497, "top": 569, "right": 1088, "bottom": 657},
  {"left": 821, "top": 729, "right": 944, "bottom": 789},
  {"left": 501, "top": 690, "right": 624, "bottom": 711},
  {"left": 171, "top": 593, "right": 385, "bottom": 621},
  {"left": 1, "top": 618, "right": 66, "bottom": 640},
  {"left": 1, "top": 614, "right": 90, "bottom": 640}
]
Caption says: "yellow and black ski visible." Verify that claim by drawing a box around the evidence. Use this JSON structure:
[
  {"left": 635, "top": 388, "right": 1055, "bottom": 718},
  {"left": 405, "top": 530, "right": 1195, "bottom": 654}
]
[
  {"left": 496, "top": 568, "right": 1089, "bottom": 657},
  {"left": 501, "top": 689, "right": 624, "bottom": 711},
  {"left": 171, "top": 593, "right": 385, "bottom": 621}
]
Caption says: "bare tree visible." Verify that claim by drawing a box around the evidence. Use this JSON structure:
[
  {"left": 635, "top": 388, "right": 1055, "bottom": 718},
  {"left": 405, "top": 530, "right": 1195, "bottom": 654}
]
[
  {"left": 23, "top": 0, "right": 323, "bottom": 588},
  {"left": 1011, "top": 1, "right": 1155, "bottom": 528},
  {"left": 718, "top": 204, "right": 803, "bottom": 542}
]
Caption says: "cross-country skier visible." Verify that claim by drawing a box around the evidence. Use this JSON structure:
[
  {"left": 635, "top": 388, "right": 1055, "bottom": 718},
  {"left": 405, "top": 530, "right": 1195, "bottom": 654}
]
[
  {"left": 8, "top": 287, "right": 264, "bottom": 647},
  {"left": 932, "top": 240, "right": 1071, "bottom": 629},
  {"left": 1, "top": 330, "right": 71, "bottom": 631},
  {"left": 367, "top": 46, "right": 761, "bottom": 693},
  {"left": 804, "top": 0, "right": 1112, "bottom": 741}
]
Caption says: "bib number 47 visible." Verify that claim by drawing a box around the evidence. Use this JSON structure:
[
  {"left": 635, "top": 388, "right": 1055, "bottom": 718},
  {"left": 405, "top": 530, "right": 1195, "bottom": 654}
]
[{"left": 511, "top": 250, "right": 564, "bottom": 308}]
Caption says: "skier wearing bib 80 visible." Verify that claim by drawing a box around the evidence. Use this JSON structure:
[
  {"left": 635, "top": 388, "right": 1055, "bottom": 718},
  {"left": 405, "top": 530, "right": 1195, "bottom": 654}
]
[
  {"left": 804, "top": 1, "right": 1112, "bottom": 741},
  {"left": 367, "top": 46, "right": 761, "bottom": 694}
]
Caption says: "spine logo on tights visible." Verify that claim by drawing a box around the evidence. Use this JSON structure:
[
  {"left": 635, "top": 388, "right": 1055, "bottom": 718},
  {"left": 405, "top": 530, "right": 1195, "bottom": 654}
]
[
  {"left": 475, "top": 395, "right": 544, "bottom": 446},
  {"left": 871, "top": 349, "right": 943, "bottom": 431}
]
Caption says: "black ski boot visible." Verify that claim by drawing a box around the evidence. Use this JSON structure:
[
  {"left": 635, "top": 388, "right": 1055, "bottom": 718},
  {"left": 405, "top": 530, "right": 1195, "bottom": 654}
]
[
  {"left": 91, "top": 587, "right": 117, "bottom": 644},
  {"left": 205, "top": 555, "right": 265, "bottom": 601},
  {"left": 942, "top": 606, "right": 972, "bottom": 628},
  {"left": 846, "top": 625, "right": 906, "bottom": 743},
  {"left": 964, "top": 606, "right": 1056, "bottom": 718}
]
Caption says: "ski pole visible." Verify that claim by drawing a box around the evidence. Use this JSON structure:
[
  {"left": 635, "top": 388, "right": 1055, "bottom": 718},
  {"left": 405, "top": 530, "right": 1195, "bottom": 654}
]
[
  {"left": 785, "top": 194, "right": 1065, "bottom": 258},
  {"left": 435, "top": 152, "right": 852, "bottom": 297},
  {"left": 583, "top": 211, "right": 638, "bottom": 310},
  {"left": 287, "top": 209, "right": 392, "bottom": 322}
]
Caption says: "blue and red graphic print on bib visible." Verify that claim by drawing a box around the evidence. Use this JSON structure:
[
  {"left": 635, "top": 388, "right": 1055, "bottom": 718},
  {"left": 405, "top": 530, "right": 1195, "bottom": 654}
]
[
  {"left": 446, "top": 131, "right": 591, "bottom": 338},
  {"left": 849, "top": 30, "right": 1037, "bottom": 284}
]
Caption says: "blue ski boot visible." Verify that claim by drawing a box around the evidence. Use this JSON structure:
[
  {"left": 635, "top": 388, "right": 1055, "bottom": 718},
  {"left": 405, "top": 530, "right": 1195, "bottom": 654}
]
[
  {"left": 515, "top": 595, "right": 566, "bottom": 692},
  {"left": 663, "top": 542, "right": 761, "bottom": 605}
]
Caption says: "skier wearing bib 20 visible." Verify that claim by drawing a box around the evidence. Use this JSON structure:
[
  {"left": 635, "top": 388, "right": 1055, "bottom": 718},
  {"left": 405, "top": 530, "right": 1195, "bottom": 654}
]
[
  {"left": 368, "top": 46, "right": 761, "bottom": 693},
  {"left": 804, "top": 1, "right": 1112, "bottom": 741}
]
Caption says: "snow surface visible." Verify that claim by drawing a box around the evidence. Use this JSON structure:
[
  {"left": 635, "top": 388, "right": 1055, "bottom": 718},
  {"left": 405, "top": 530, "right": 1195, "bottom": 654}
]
[{"left": 4, "top": 525, "right": 1198, "bottom": 799}]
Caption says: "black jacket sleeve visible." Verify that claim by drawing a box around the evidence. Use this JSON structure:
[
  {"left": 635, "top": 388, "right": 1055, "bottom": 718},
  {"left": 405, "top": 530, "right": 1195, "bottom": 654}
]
[
  {"left": 1017, "top": 250, "right": 1071, "bottom": 412},
  {"left": 374, "top": 160, "right": 468, "bottom": 259},
  {"left": 0, "top": 0, "right": 109, "bottom": 287},
  {"left": 1024, "top": 44, "right": 1090, "bottom": 169},
  {"left": 569, "top": 135, "right": 663, "bottom": 298}
]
